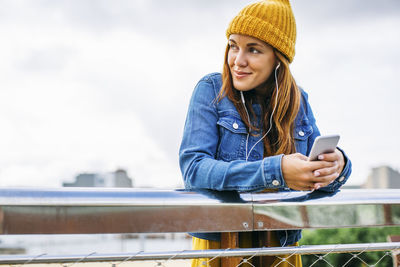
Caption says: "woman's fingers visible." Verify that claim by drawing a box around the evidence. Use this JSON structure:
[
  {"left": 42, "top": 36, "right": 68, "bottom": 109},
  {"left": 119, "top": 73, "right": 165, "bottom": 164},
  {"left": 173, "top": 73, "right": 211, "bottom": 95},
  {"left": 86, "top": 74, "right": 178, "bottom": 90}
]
[
  {"left": 303, "top": 162, "right": 339, "bottom": 190},
  {"left": 312, "top": 168, "right": 340, "bottom": 189},
  {"left": 317, "top": 151, "right": 339, "bottom": 162},
  {"left": 312, "top": 149, "right": 345, "bottom": 188},
  {"left": 313, "top": 162, "right": 339, "bottom": 177},
  {"left": 308, "top": 160, "right": 336, "bottom": 172}
]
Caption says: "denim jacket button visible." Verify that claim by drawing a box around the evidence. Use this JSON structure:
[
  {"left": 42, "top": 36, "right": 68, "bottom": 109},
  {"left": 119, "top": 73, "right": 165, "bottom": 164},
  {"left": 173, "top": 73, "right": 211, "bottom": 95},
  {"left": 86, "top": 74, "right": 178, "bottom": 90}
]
[
  {"left": 272, "top": 180, "right": 280, "bottom": 186},
  {"left": 298, "top": 131, "right": 305, "bottom": 137},
  {"left": 233, "top": 122, "right": 239, "bottom": 129}
]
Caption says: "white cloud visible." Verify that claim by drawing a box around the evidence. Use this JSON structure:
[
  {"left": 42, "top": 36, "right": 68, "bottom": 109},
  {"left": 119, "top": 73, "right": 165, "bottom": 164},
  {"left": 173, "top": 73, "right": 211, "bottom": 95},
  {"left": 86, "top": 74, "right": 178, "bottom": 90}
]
[{"left": 0, "top": 18, "right": 185, "bottom": 188}]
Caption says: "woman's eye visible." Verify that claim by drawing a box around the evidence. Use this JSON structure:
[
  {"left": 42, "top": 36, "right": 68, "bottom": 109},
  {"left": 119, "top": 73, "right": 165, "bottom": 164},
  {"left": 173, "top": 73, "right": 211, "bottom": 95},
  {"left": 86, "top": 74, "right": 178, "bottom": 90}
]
[
  {"left": 249, "top": 47, "right": 261, "bottom": 54},
  {"left": 229, "top": 43, "right": 238, "bottom": 50}
]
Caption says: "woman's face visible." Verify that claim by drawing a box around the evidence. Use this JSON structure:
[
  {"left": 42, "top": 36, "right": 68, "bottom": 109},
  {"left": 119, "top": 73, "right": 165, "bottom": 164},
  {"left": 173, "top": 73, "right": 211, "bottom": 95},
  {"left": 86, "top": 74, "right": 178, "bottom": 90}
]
[{"left": 227, "top": 34, "right": 277, "bottom": 94}]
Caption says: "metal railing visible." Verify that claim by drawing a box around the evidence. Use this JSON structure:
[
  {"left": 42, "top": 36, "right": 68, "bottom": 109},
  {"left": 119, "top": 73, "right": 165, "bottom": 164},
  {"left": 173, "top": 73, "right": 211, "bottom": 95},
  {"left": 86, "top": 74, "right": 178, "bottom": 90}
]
[
  {"left": 0, "top": 187, "right": 399, "bottom": 266},
  {"left": 0, "top": 243, "right": 399, "bottom": 264}
]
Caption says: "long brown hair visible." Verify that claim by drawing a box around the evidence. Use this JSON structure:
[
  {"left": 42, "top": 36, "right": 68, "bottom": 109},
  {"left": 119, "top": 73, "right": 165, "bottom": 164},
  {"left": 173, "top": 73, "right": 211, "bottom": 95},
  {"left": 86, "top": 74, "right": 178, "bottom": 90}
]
[{"left": 218, "top": 44, "right": 301, "bottom": 156}]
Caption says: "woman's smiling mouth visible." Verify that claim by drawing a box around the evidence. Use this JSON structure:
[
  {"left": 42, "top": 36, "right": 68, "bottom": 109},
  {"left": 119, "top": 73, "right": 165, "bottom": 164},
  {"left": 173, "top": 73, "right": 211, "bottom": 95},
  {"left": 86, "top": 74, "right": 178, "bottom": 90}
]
[{"left": 233, "top": 70, "right": 252, "bottom": 79}]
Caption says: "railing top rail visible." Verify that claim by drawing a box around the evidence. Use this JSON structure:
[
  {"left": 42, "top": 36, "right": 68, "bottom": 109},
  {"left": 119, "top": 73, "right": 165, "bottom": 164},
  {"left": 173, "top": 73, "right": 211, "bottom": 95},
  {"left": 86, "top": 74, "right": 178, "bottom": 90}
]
[
  {"left": 0, "top": 187, "right": 237, "bottom": 206},
  {"left": 0, "top": 187, "right": 399, "bottom": 206},
  {"left": 0, "top": 188, "right": 399, "bottom": 234}
]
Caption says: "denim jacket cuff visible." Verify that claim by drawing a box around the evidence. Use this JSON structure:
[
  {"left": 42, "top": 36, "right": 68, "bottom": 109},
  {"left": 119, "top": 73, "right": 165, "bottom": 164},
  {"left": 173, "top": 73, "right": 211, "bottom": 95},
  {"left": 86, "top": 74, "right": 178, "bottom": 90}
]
[
  {"left": 336, "top": 147, "right": 351, "bottom": 183},
  {"left": 261, "top": 154, "right": 288, "bottom": 189}
]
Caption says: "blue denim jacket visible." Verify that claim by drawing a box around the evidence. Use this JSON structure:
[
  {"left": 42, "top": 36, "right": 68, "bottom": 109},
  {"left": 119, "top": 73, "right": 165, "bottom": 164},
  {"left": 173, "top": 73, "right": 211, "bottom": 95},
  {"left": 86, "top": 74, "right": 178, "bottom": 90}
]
[{"left": 179, "top": 73, "right": 352, "bottom": 245}]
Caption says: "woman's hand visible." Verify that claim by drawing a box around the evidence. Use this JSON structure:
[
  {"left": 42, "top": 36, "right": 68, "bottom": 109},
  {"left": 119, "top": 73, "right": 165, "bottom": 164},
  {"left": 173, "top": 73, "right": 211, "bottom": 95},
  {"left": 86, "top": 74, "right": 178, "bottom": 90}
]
[
  {"left": 312, "top": 148, "right": 345, "bottom": 189},
  {"left": 281, "top": 151, "right": 343, "bottom": 191}
]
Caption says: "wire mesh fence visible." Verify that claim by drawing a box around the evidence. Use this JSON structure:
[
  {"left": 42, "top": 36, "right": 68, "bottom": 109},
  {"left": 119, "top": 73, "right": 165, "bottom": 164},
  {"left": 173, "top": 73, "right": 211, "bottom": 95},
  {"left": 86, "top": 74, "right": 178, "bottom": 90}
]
[{"left": 1, "top": 242, "right": 400, "bottom": 267}]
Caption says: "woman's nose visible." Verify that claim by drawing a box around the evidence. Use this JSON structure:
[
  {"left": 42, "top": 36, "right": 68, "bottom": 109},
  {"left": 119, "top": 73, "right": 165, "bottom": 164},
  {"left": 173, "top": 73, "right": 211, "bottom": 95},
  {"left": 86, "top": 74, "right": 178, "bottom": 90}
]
[{"left": 234, "top": 51, "right": 247, "bottom": 67}]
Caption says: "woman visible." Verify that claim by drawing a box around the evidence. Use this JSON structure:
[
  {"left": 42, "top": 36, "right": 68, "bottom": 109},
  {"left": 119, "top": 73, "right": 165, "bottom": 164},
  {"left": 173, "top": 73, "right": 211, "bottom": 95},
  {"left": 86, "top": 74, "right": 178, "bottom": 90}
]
[{"left": 179, "top": 0, "right": 352, "bottom": 266}]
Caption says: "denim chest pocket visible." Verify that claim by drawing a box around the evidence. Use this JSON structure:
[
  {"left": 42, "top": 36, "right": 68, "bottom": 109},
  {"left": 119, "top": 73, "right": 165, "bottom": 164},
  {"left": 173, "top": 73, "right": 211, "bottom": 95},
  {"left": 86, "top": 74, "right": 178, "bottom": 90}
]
[
  {"left": 294, "top": 119, "right": 313, "bottom": 155},
  {"left": 216, "top": 114, "right": 248, "bottom": 161}
]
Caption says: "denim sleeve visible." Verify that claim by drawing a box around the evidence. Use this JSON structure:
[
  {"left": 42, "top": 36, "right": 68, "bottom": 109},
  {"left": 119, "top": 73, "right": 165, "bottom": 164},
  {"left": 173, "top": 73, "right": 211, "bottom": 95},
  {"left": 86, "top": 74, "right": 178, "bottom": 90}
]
[
  {"left": 179, "top": 77, "right": 287, "bottom": 192},
  {"left": 301, "top": 91, "right": 352, "bottom": 193}
]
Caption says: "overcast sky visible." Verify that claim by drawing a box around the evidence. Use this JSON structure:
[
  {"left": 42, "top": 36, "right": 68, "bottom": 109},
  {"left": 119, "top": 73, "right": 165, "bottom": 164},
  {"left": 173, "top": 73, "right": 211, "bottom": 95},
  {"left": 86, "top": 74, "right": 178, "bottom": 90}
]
[{"left": 0, "top": 0, "right": 399, "bottom": 188}]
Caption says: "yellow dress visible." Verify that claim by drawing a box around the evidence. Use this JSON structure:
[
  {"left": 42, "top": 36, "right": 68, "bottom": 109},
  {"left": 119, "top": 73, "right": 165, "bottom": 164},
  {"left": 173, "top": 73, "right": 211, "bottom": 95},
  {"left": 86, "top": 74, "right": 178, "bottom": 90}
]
[
  {"left": 191, "top": 189, "right": 301, "bottom": 267},
  {"left": 191, "top": 232, "right": 302, "bottom": 267}
]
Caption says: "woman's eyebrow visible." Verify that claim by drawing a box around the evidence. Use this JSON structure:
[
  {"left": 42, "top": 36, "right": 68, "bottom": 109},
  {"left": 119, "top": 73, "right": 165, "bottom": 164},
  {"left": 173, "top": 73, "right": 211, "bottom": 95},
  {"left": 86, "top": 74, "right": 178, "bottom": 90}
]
[
  {"left": 228, "top": 39, "right": 266, "bottom": 48},
  {"left": 247, "top": 42, "right": 264, "bottom": 47}
]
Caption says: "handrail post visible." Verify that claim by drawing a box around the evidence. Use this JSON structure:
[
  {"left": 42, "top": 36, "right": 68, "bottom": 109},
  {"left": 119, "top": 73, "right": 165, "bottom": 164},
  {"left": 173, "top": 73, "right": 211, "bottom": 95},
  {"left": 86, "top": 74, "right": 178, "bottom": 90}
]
[
  {"left": 221, "top": 232, "right": 241, "bottom": 266},
  {"left": 254, "top": 231, "right": 276, "bottom": 266},
  {"left": 388, "top": 235, "right": 400, "bottom": 267},
  {"left": 221, "top": 232, "right": 286, "bottom": 266}
]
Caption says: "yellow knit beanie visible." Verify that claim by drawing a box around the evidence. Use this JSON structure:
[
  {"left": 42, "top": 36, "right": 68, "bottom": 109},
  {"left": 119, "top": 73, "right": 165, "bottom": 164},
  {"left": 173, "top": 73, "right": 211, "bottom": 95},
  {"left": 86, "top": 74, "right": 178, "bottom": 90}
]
[{"left": 226, "top": 0, "right": 297, "bottom": 63}]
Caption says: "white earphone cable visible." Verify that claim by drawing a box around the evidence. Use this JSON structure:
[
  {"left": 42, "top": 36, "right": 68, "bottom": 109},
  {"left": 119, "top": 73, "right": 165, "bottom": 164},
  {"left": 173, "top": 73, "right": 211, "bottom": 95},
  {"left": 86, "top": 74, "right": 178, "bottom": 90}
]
[
  {"left": 240, "top": 92, "right": 252, "bottom": 160},
  {"left": 243, "top": 63, "right": 280, "bottom": 161}
]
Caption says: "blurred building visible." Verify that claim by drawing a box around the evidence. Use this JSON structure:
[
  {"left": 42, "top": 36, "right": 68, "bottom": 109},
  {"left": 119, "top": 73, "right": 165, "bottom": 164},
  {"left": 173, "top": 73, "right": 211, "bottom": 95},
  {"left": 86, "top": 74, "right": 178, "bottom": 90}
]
[
  {"left": 63, "top": 169, "right": 133, "bottom": 188},
  {"left": 362, "top": 166, "right": 400, "bottom": 189}
]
